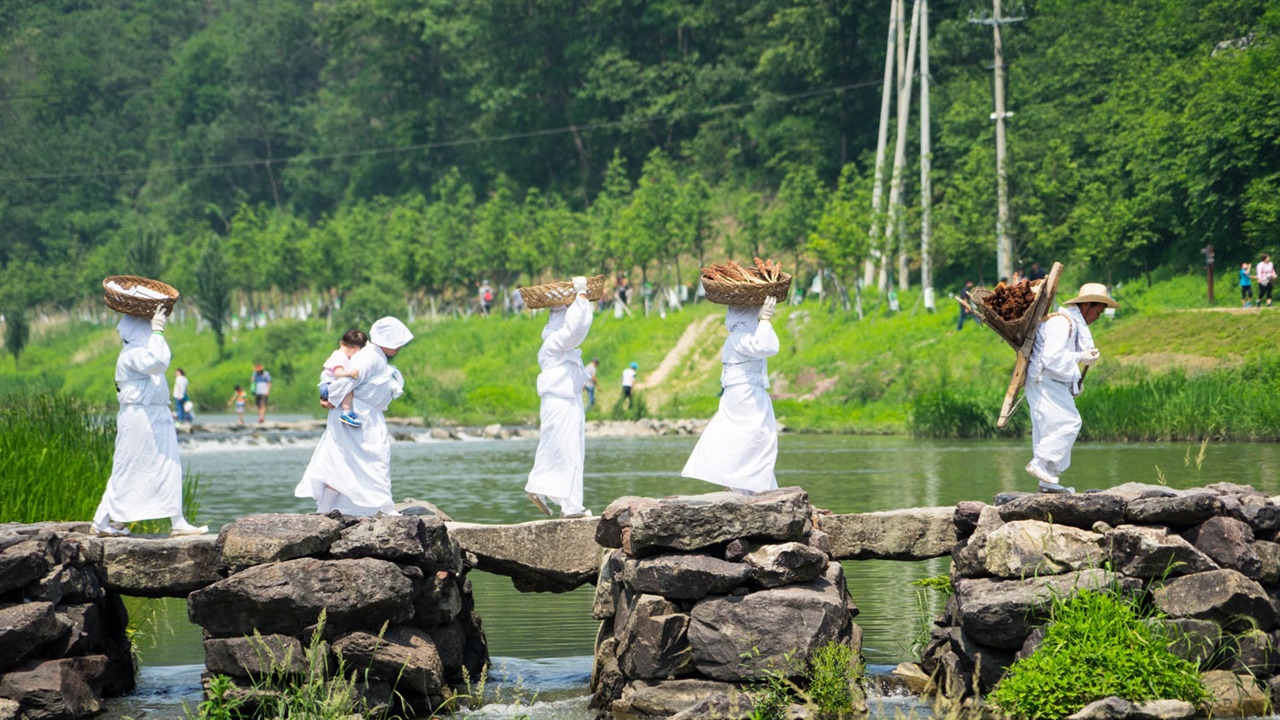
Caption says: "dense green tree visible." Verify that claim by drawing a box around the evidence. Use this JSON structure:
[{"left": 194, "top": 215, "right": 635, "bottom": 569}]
[
  {"left": 2, "top": 295, "right": 30, "bottom": 369},
  {"left": 195, "top": 238, "right": 233, "bottom": 357}
]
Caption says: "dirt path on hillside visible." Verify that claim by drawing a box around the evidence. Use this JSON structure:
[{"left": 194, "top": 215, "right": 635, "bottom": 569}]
[{"left": 636, "top": 314, "right": 719, "bottom": 392}]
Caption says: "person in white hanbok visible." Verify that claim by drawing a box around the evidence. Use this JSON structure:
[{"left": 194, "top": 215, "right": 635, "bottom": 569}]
[
  {"left": 295, "top": 317, "right": 414, "bottom": 516},
  {"left": 92, "top": 307, "right": 207, "bottom": 536},
  {"left": 682, "top": 295, "right": 780, "bottom": 494},
  {"left": 1025, "top": 282, "right": 1117, "bottom": 493},
  {"left": 525, "top": 277, "right": 594, "bottom": 518}
]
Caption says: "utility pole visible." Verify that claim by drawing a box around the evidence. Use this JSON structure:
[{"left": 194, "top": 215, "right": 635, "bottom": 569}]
[
  {"left": 919, "top": 0, "right": 934, "bottom": 311},
  {"left": 866, "top": 0, "right": 899, "bottom": 288},
  {"left": 970, "top": 0, "right": 1023, "bottom": 283}
]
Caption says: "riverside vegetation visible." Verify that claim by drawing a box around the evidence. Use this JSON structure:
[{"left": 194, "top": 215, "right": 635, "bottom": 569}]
[{"left": 3, "top": 274, "right": 1279, "bottom": 441}]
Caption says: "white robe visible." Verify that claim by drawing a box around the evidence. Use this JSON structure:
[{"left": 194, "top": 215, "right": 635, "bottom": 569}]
[
  {"left": 682, "top": 307, "right": 780, "bottom": 493},
  {"left": 1027, "top": 305, "right": 1093, "bottom": 476},
  {"left": 295, "top": 344, "right": 404, "bottom": 516},
  {"left": 95, "top": 317, "right": 184, "bottom": 523},
  {"left": 525, "top": 297, "right": 593, "bottom": 515}
]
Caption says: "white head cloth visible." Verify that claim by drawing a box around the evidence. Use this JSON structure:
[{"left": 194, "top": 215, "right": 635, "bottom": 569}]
[
  {"left": 725, "top": 305, "right": 758, "bottom": 333},
  {"left": 369, "top": 317, "right": 414, "bottom": 349},
  {"left": 542, "top": 306, "right": 568, "bottom": 340},
  {"left": 117, "top": 315, "right": 152, "bottom": 347}
]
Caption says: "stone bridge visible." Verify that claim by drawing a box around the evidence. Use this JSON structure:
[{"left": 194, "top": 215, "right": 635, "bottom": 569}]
[{"left": 74, "top": 503, "right": 958, "bottom": 598}]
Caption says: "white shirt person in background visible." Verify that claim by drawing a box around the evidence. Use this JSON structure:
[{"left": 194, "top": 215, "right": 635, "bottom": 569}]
[
  {"left": 526, "top": 276, "right": 594, "bottom": 518},
  {"left": 682, "top": 296, "right": 781, "bottom": 494}
]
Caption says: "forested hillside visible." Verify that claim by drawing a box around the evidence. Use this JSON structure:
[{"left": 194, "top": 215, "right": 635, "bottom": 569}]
[{"left": 1, "top": 0, "right": 1276, "bottom": 323}]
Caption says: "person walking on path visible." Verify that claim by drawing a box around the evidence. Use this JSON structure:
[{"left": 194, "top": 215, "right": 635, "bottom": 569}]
[
  {"left": 621, "top": 362, "right": 638, "bottom": 409},
  {"left": 1241, "top": 262, "right": 1254, "bottom": 308},
  {"left": 584, "top": 358, "right": 599, "bottom": 411},
  {"left": 251, "top": 363, "right": 272, "bottom": 423},
  {"left": 227, "top": 384, "right": 248, "bottom": 425},
  {"left": 1025, "top": 282, "right": 1118, "bottom": 494},
  {"left": 957, "top": 281, "right": 978, "bottom": 330},
  {"left": 682, "top": 296, "right": 781, "bottom": 494},
  {"left": 1257, "top": 254, "right": 1275, "bottom": 308},
  {"left": 525, "top": 277, "right": 595, "bottom": 519},
  {"left": 92, "top": 306, "right": 207, "bottom": 537},
  {"left": 295, "top": 317, "right": 414, "bottom": 516},
  {"left": 172, "top": 368, "right": 191, "bottom": 423}
]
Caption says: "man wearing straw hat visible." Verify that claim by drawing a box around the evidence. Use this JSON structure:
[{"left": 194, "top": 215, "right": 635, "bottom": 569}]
[
  {"left": 1025, "top": 282, "right": 1118, "bottom": 493},
  {"left": 525, "top": 276, "right": 595, "bottom": 518},
  {"left": 93, "top": 303, "right": 207, "bottom": 536}
]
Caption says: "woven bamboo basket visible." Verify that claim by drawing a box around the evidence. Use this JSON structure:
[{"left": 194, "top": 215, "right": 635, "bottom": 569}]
[
  {"left": 967, "top": 279, "right": 1049, "bottom": 351},
  {"left": 103, "top": 275, "right": 180, "bottom": 317},
  {"left": 702, "top": 272, "right": 792, "bottom": 306},
  {"left": 519, "top": 274, "right": 606, "bottom": 309}
]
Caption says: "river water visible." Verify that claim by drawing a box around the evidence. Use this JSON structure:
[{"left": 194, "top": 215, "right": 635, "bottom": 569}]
[{"left": 106, "top": 420, "right": 1280, "bottom": 718}]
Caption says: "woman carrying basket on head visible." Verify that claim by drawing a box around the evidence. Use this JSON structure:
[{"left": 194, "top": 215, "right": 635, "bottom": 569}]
[
  {"left": 525, "top": 276, "right": 596, "bottom": 518},
  {"left": 682, "top": 261, "right": 784, "bottom": 494}
]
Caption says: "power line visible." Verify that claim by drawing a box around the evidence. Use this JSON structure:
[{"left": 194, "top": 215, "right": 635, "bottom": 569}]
[{"left": 0, "top": 79, "right": 883, "bottom": 183}]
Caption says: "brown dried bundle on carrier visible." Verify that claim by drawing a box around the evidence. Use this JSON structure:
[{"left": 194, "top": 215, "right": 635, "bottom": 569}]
[
  {"left": 518, "top": 274, "right": 607, "bottom": 309},
  {"left": 701, "top": 258, "right": 792, "bottom": 306},
  {"left": 957, "top": 262, "right": 1063, "bottom": 427},
  {"left": 102, "top": 275, "right": 180, "bottom": 317}
]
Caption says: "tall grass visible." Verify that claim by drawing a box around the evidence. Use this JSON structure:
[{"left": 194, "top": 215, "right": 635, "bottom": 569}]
[{"left": 0, "top": 386, "right": 201, "bottom": 526}]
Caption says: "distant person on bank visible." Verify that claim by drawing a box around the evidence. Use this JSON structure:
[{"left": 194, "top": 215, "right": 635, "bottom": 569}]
[
  {"left": 526, "top": 277, "right": 595, "bottom": 519},
  {"left": 295, "top": 317, "right": 414, "bottom": 516},
  {"left": 92, "top": 306, "right": 207, "bottom": 536},
  {"left": 251, "top": 363, "right": 271, "bottom": 423},
  {"left": 682, "top": 295, "right": 781, "bottom": 494},
  {"left": 1257, "top": 254, "right": 1275, "bottom": 308},
  {"left": 1025, "top": 283, "right": 1118, "bottom": 494},
  {"left": 172, "top": 368, "right": 191, "bottom": 423}
]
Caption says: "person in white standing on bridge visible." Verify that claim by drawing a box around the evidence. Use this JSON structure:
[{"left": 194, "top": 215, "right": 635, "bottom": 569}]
[
  {"left": 526, "top": 276, "right": 594, "bottom": 518},
  {"left": 1024, "top": 282, "right": 1117, "bottom": 493},
  {"left": 682, "top": 295, "right": 780, "bottom": 494},
  {"left": 295, "top": 316, "right": 414, "bottom": 516}
]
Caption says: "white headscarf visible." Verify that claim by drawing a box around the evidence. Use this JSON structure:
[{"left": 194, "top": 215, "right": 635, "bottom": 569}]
[
  {"left": 725, "top": 305, "right": 758, "bottom": 334},
  {"left": 117, "top": 315, "right": 152, "bottom": 347},
  {"left": 542, "top": 306, "right": 568, "bottom": 340},
  {"left": 369, "top": 317, "right": 414, "bottom": 349}
]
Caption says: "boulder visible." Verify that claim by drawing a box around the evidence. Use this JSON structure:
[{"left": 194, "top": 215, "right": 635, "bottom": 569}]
[
  {"left": 981, "top": 520, "right": 1103, "bottom": 578},
  {"left": 0, "top": 656, "right": 108, "bottom": 720},
  {"left": 217, "top": 514, "right": 344, "bottom": 572},
  {"left": 1095, "top": 483, "right": 1179, "bottom": 502},
  {"left": 100, "top": 535, "right": 221, "bottom": 597},
  {"left": 1126, "top": 494, "right": 1236, "bottom": 528},
  {"left": 1106, "top": 525, "right": 1219, "bottom": 579},
  {"left": 1133, "top": 699, "right": 1196, "bottom": 720},
  {"left": 0, "top": 602, "right": 70, "bottom": 672},
  {"left": 0, "top": 699, "right": 18, "bottom": 720},
  {"left": 1151, "top": 569, "right": 1276, "bottom": 631},
  {"left": 1181, "top": 517, "right": 1262, "bottom": 579},
  {"left": 1241, "top": 503, "right": 1280, "bottom": 533},
  {"left": 204, "top": 634, "right": 308, "bottom": 678},
  {"left": 996, "top": 494, "right": 1127, "bottom": 531},
  {"left": 954, "top": 569, "right": 1125, "bottom": 649},
  {"left": 822, "top": 507, "right": 957, "bottom": 561},
  {"left": 597, "top": 489, "right": 812, "bottom": 557},
  {"left": 614, "top": 678, "right": 740, "bottom": 716},
  {"left": 1254, "top": 541, "right": 1280, "bottom": 585},
  {"left": 332, "top": 626, "right": 444, "bottom": 696},
  {"left": 188, "top": 557, "right": 414, "bottom": 637},
  {"left": 688, "top": 564, "right": 852, "bottom": 681},
  {"left": 593, "top": 551, "right": 624, "bottom": 620},
  {"left": 395, "top": 497, "right": 454, "bottom": 522},
  {"left": 621, "top": 553, "right": 751, "bottom": 600},
  {"left": 1066, "top": 696, "right": 1137, "bottom": 720},
  {"left": 1202, "top": 669, "right": 1268, "bottom": 717},
  {"left": 951, "top": 506, "right": 1007, "bottom": 579},
  {"left": 0, "top": 539, "right": 52, "bottom": 595},
  {"left": 614, "top": 593, "right": 693, "bottom": 679},
  {"left": 446, "top": 518, "right": 602, "bottom": 593},
  {"left": 331, "top": 515, "right": 447, "bottom": 567},
  {"left": 666, "top": 691, "right": 757, "bottom": 720},
  {"left": 744, "top": 542, "right": 828, "bottom": 588},
  {"left": 1220, "top": 629, "right": 1278, "bottom": 676},
  {"left": 1150, "top": 618, "right": 1220, "bottom": 667},
  {"left": 45, "top": 604, "right": 102, "bottom": 659}
]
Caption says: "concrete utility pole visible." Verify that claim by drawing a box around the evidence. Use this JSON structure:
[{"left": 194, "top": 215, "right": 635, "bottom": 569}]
[
  {"left": 970, "top": 0, "right": 1023, "bottom": 283},
  {"left": 866, "top": 0, "right": 899, "bottom": 288},
  {"left": 919, "top": 0, "right": 934, "bottom": 311},
  {"left": 885, "top": 0, "right": 921, "bottom": 292}
]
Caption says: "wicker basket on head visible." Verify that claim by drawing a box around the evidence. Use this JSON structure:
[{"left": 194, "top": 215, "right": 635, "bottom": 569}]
[
  {"left": 519, "top": 274, "right": 607, "bottom": 309},
  {"left": 103, "top": 275, "right": 180, "bottom": 317},
  {"left": 702, "top": 272, "right": 792, "bottom": 306}
]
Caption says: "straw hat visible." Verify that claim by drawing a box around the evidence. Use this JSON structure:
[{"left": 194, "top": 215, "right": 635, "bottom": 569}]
[{"left": 1062, "top": 282, "right": 1118, "bottom": 309}]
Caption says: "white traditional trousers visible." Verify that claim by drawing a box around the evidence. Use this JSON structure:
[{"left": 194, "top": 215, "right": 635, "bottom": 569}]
[
  {"left": 1027, "top": 376, "right": 1082, "bottom": 475},
  {"left": 525, "top": 394, "right": 587, "bottom": 515},
  {"left": 682, "top": 383, "right": 778, "bottom": 493},
  {"left": 94, "top": 404, "right": 184, "bottom": 523}
]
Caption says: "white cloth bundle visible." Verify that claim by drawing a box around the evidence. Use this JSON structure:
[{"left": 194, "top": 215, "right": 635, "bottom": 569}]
[{"left": 106, "top": 280, "right": 168, "bottom": 300}]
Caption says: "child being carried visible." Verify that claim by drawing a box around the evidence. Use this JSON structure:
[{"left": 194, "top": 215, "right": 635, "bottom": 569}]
[{"left": 319, "top": 329, "right": 368, "bottom": 428}]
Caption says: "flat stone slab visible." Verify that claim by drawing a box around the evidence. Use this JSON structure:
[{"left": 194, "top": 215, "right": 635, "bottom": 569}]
[
  {"left": 446, "top": 517, "right": 602, "bottom": 593},
  {"left": 822, "top": 507, "right": 957, "bottom": 561},
  {"left": 100, "top": 535, "right": 221, "bottom": 597},
  {"left": 597, "top": 488, "right": 812, "bottom": 557},
  {"left": 217, "top": 514, "right": 344, "bottom": 571}
]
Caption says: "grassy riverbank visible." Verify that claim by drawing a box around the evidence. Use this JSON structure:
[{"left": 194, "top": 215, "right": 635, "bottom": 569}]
[{"left": 3, "top": 274, "right": 1278, "bottom": 440}]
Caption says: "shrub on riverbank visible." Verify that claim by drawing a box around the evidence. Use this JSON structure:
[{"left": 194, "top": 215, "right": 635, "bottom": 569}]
[{"left": 989, "top": 588, "right": 1208, "bottom": 719}]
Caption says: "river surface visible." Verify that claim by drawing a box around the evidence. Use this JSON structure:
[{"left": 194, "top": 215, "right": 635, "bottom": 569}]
[{"left": 105, "top": 420, "right": 1280, "bottom": 718}]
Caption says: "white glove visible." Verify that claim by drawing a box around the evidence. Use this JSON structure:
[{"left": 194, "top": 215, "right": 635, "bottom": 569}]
[
  {"left": 151, "top": 305, "right": 169, "bottom": 333},
  {"left": 758, "top": 296, "right": 777, "bottom": 322},
  {"left": 1076, "top": 348, "right": 1100, "bottom": 367},
  {"left": 572, "top": 276, "right": 588, "bottom": 295}
]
